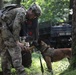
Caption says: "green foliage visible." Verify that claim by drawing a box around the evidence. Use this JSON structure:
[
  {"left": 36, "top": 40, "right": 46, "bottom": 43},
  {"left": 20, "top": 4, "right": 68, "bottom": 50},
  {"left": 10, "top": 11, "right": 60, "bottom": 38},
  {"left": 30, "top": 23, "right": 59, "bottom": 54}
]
[
  {"left": 61, "top": 69, "right": 76, "bottom": 75},
  {"left": 0, "top": 52, "right": 70, "bottom": 75},
  {"left": 4, "top": 0, "right": 70, "bottom": 23},
  {"left": 26, "top": 52, "right": 70, "bottom": 75},
  {"left": 21, "top": 0, "right": 70, "bottom": 23}
]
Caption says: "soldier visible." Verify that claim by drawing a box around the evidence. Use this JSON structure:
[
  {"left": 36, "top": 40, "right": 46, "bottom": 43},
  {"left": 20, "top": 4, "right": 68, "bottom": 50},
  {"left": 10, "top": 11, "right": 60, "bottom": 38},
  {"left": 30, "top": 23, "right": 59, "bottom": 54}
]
[
  {"left": 19, "top": 3, "right": 42, "bottom": 67},
  {"left": 20, "top": 3, "right": 42, "bottom": 45},
  {"left": 0, "top": 3, "right": 42, "bottom": 75}
]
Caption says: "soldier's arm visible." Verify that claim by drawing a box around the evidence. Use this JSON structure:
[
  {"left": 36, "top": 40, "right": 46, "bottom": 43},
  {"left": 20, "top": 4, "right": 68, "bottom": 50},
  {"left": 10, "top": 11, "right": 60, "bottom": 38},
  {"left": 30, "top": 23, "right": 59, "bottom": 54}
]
[
  {"left": 13, "top": 8, "right": 26, "bottom": 42},
  {"left": 32, "top": 18, "right": 39, "bottom": 41}
]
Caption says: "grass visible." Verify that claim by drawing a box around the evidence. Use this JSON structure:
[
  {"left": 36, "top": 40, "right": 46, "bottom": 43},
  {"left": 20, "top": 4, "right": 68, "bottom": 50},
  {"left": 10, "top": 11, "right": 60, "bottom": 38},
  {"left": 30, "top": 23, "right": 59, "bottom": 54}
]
[
  {"left": 24, "top": 52, "right": 70, "bottom": 75},
  {"left": 0, "top": 52, "right": 70, "bottom": 75},
  {"left": 62, "top": 70, "right": 76, "bottom": 75}
]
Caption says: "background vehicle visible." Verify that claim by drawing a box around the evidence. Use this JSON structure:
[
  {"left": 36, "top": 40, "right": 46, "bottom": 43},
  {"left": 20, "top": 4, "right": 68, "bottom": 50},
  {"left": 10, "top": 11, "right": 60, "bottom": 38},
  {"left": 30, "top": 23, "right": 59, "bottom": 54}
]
[{"left": 39, "top": 21, "right": 72, "bottom": 48}]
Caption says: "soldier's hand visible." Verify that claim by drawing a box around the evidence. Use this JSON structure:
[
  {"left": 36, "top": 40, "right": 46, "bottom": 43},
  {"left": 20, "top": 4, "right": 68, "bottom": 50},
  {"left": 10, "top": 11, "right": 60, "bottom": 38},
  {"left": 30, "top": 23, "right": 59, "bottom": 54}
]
[
  {"left": 16, "top": 41, "right": 24, "bottom": 49},
  {"left": 23, "top": 46, "right": 30, "bottom": 51},
  {"left": 23, "top": 46, "right": 35, "bottom": 52}
]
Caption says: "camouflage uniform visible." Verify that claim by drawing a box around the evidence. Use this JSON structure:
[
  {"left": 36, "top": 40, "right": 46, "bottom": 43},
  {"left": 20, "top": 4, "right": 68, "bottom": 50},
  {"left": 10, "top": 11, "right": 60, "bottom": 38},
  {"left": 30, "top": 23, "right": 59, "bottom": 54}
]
[{"left": 0, "top": 7, "right": 27, "bottom": 75}]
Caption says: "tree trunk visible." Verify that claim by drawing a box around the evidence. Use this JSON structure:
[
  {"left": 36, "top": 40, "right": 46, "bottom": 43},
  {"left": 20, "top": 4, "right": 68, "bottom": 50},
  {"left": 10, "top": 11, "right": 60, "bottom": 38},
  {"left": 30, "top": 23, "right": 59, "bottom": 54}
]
[
  {"left": 0, "top": 0, "right": 4, "bottom": 9},
  {"left": 69, "top": 0, "right": 73, "bottom": 25},
  {"left": 70, "top": 0, "right": 76, "bottom": 69}
]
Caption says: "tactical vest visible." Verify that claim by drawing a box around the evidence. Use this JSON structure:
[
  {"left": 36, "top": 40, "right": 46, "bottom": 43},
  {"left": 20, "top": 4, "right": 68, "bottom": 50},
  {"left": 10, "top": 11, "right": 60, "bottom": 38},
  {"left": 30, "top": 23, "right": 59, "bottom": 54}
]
[{"left": 20, "top": 18, "right": 39, "bottom": 42}]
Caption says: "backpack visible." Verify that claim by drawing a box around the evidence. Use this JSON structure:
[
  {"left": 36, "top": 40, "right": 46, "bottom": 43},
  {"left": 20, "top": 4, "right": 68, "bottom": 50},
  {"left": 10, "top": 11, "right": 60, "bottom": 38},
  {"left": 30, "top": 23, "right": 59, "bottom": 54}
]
[
  {"left": 0, "top": 4, "right": 21, "bottom": 32},
  {"left": 1, "top": 4, "right": 20, "bottom": 16},
  {"left": 1, "top": 4, "right": 21, "bottom": 22}
]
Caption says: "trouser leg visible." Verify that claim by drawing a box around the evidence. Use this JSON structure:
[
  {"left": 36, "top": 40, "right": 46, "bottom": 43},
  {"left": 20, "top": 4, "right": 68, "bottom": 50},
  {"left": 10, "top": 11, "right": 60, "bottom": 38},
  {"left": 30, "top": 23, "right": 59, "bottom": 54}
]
[
  {"left": 8, "top": 45, "right": 27, "bottom": 75},
  {"left": 1, "top": 50, "right": 12, "bottom": 75}
]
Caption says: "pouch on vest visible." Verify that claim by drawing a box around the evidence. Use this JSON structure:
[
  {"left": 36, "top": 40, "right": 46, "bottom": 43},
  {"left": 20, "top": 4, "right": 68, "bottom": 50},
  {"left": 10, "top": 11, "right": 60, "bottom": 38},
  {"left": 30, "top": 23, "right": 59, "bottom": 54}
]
[
  {"left": 0, "top": 4, "right": 21, "bottom": 32},
  {"left": 1, "top": 4, "right": 20, "bottom": 20}
]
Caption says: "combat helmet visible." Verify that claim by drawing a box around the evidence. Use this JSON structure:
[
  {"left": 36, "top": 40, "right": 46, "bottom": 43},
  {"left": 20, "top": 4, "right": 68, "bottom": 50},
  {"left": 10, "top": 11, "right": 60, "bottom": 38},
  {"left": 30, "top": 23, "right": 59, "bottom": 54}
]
[{"left": 29, "top": 3, "right": 42, "bottom": 17}]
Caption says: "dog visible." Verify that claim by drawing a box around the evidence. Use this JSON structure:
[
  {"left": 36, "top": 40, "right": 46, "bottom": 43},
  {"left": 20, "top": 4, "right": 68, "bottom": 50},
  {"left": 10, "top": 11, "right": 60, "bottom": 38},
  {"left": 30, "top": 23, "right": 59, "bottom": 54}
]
[
  {"left": 22, "top": 40, "right": 72, "bottom": 74},
  {"left": 36, "top": 40, "right": 72, "bottom": 74}
]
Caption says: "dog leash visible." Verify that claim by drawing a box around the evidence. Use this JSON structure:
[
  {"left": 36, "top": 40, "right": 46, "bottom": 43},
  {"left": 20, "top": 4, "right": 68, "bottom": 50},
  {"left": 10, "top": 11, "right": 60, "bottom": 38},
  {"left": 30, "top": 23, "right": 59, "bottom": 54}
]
[
  {"left": 39, "top": 54, "right": 44, "bottom": 75},
  {"left": 37, "top": 51, "right": 44, "bottom": 75}
]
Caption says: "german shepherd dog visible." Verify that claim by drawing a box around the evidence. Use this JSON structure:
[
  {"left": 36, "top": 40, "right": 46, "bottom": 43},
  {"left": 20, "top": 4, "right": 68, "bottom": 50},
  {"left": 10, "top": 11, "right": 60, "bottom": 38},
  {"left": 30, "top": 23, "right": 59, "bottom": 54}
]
[{"left": 35, "top": 40, "right": 72, "bottom": 74}]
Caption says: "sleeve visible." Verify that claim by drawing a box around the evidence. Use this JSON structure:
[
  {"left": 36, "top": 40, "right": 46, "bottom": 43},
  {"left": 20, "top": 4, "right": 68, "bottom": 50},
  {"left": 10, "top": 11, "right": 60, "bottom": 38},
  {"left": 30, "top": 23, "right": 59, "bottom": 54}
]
[
  {"left": 32, "top": 18, "right": 39, "bottom": 41},
  {"left": 13, "top": 9, "right": 26, "bottom": 41}
]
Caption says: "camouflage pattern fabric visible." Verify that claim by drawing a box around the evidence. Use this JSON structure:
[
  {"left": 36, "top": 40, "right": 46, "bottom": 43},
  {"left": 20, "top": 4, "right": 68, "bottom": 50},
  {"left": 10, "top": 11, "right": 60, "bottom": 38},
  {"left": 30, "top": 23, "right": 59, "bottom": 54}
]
[{"left": 0, "top": 7, "right": 27, "bottom": 75}]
